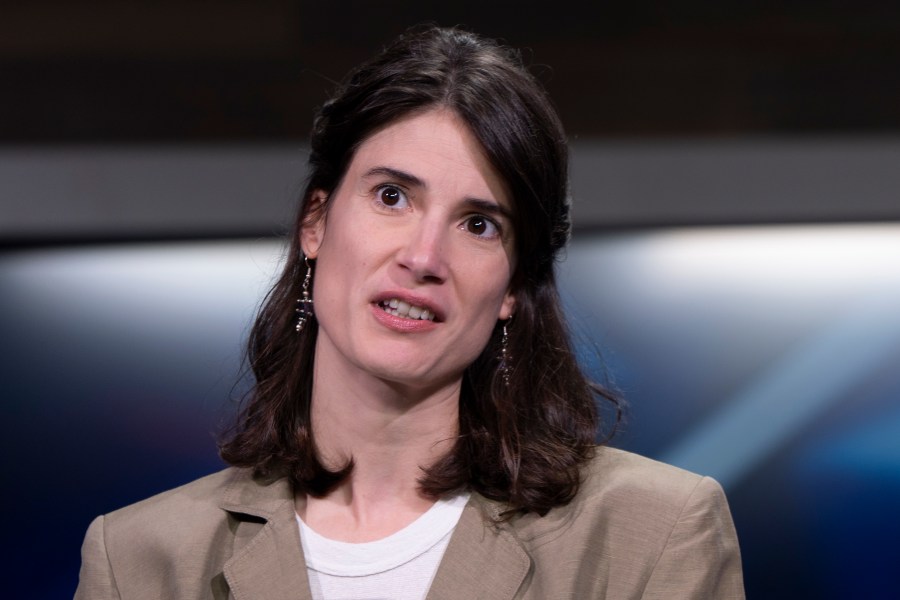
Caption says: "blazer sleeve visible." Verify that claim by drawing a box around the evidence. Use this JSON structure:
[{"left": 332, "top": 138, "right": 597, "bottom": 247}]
[
  {"left": 641, "top": 476, "right": 745, "bottom": 599},
  {"left": 74, "top": 515, "right": 121, "bottom": 600}
]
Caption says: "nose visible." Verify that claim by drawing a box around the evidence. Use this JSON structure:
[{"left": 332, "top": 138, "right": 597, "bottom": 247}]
[{"left": 396, "top": 219, "right": 449, "bottom": 284}]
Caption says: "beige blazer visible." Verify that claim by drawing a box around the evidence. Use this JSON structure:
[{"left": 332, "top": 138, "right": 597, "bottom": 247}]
[{"left": 75, "top": 447, "right": 744, "bottom": 599}]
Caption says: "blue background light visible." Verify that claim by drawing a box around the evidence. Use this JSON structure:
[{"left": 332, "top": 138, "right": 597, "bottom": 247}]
[{"left": 3, "top": 225, "right": 898, "bottom": 597}]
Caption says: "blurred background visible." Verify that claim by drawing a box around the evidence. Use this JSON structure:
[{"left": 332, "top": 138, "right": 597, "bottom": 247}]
[{"left": 2, "top": 2, "right": 900, "bottom": 597}]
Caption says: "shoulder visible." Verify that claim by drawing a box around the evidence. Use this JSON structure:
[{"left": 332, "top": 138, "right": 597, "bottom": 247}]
[
  {"left": 493, "top": 447, "right": 744, "bottom": 598},
  {"left": 509, "top": 447, "right": 723, "bottom": 541},
  {"left": 103, "top": 468, "right": 243, "bottom": 533},
  {"left": 97, "top": 467, "right": 290, "bottom": 561},
  {"left": 77, "top": 467, "right": 295, "bottom": 599},
  {"left": 579, "top": 445, "right": 722, "bottom": 518}
]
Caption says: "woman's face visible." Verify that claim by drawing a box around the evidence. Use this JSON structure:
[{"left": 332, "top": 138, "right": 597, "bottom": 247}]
[{"left": 301, "top": 108, "right": 516, "bottom": 392}]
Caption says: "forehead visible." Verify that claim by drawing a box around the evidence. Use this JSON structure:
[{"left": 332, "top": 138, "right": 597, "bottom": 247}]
[{"left": 347, "top": 109, "right": 511, "bottom": 209}]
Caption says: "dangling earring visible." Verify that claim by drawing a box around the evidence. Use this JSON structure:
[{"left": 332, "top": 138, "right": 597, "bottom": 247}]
[
  {"left": 498, "top": 317, "right": 512, "bottom": 386},
  {"left": 295, "top": 256, "right": 314, "bottom": 333}
]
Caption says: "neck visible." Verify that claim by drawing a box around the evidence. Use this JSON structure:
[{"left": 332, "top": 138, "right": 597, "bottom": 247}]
[
  {"left": 312, "top": 378, "right": 461, "bottom": 489},
  {"left": 300, "top": 338, "right": 462, "bottom": 541}
]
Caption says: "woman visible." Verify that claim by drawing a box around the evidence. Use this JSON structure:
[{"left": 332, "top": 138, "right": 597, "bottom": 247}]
[{"left": 76, "top": 27, "right": 744, "bottom": 599}]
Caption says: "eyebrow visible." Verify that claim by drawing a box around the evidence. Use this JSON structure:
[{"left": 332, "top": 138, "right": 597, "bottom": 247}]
[
  {"left": 363, "top": 165, "right": 512, "bottom": 220},
  {"left": 464, "top": 198, "right": 513, "bottom": 221},
  {"left": 362, "top": 166, "right": 424, "bottom": 188}
]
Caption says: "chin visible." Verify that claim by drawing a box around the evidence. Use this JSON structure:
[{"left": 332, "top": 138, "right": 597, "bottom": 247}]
[{"left": 365, "top": 358, "right": 460, "bottom": 393}]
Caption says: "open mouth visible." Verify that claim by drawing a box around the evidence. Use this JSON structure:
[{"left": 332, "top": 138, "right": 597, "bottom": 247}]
[{"left": 377, "top": 298, "right": 437, "bottom": 321}]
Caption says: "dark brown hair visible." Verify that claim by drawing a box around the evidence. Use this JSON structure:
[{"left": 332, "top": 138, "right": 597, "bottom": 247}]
[{"left": 220, "top": 26, "right": 619, "bottom": 515}]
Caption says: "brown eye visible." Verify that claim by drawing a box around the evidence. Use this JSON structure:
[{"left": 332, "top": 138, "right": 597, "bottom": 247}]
[
  {"left": 379, "top": 186, "right": 406, "bottom": 207},
  {"left": 467, "top": 217, "right": 487, "bottom": 235},
  {"left": 464, "top": 215, "right": 499, "bottom": 238}
]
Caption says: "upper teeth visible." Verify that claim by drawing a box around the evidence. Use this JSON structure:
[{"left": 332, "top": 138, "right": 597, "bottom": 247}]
[{"left": 381, "top": 299, "right": 435, "bottom": 321}]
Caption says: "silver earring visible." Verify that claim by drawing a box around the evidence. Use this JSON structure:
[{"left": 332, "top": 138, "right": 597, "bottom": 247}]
[
  {"left": 295, "top": 256, "right": 314, "bottom": 333},
  {"left": 499, "top": 318, "right": 512, "bottom": 386}
]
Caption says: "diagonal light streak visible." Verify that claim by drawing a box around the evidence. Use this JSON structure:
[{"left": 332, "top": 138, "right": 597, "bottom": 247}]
[{"left": 662, "top": 292, "right": 900, "bottom": 489}]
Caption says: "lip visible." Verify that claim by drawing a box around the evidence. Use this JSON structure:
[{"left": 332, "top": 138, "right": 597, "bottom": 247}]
[
  {"left": 371, "top": 291, "right": 446, "bottom": 323},
  {"left": 371, "top": 304, "right": 439, "bottom": 332}
]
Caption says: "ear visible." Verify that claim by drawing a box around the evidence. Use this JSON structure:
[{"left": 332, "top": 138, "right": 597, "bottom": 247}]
[
  {"left": 498, "top": 290, "right": 516, "bottom": 321},
  {"left": 300, "top": 190, "right": 328, "bottom": 259}
]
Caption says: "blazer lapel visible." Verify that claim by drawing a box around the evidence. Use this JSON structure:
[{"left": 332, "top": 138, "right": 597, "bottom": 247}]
[
  {"left": 219, "top": 471, "right": 313, "bottom": 600},
  {"left": 215, "top": 473, "right": 530, "bottom": 600},
  {"left": 426, "top": 495, "right": 531, "bottom": 600}
]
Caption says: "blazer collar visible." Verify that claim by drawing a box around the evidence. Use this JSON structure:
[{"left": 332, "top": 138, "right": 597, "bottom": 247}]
[
  {"left": 216, "top": 471, "right": 532, "bottom": 600},
  {"left": 219, "top": 470, "right": 314, "bottom": 600},
  {"left": 426, "top": 494, "right": 531, "bottom": 600}
]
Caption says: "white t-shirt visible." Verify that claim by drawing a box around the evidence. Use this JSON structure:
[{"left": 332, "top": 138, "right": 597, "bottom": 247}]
[{"left": 297, "top": 492, "right": 470, "bottom": 600}]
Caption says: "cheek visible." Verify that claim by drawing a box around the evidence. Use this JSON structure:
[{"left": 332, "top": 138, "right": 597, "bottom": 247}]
[
  {"left": 313, "top": 222, "right": 382, "bottom": 306},
  {"left": 318, "top": 213, "right": 364, "bottom": 266},
  {"left": 469, "top": 265, "right": 514, "bottom": 319}
]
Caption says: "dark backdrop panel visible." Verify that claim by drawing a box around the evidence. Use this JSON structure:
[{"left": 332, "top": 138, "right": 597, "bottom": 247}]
[{"left": 4, "top": 2, "right": 900, "bottom": 142}]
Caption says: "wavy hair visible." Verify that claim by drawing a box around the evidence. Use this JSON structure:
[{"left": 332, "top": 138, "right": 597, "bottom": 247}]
[{"left": 220, "top": 26, "right": 619, "bottom": 516}]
